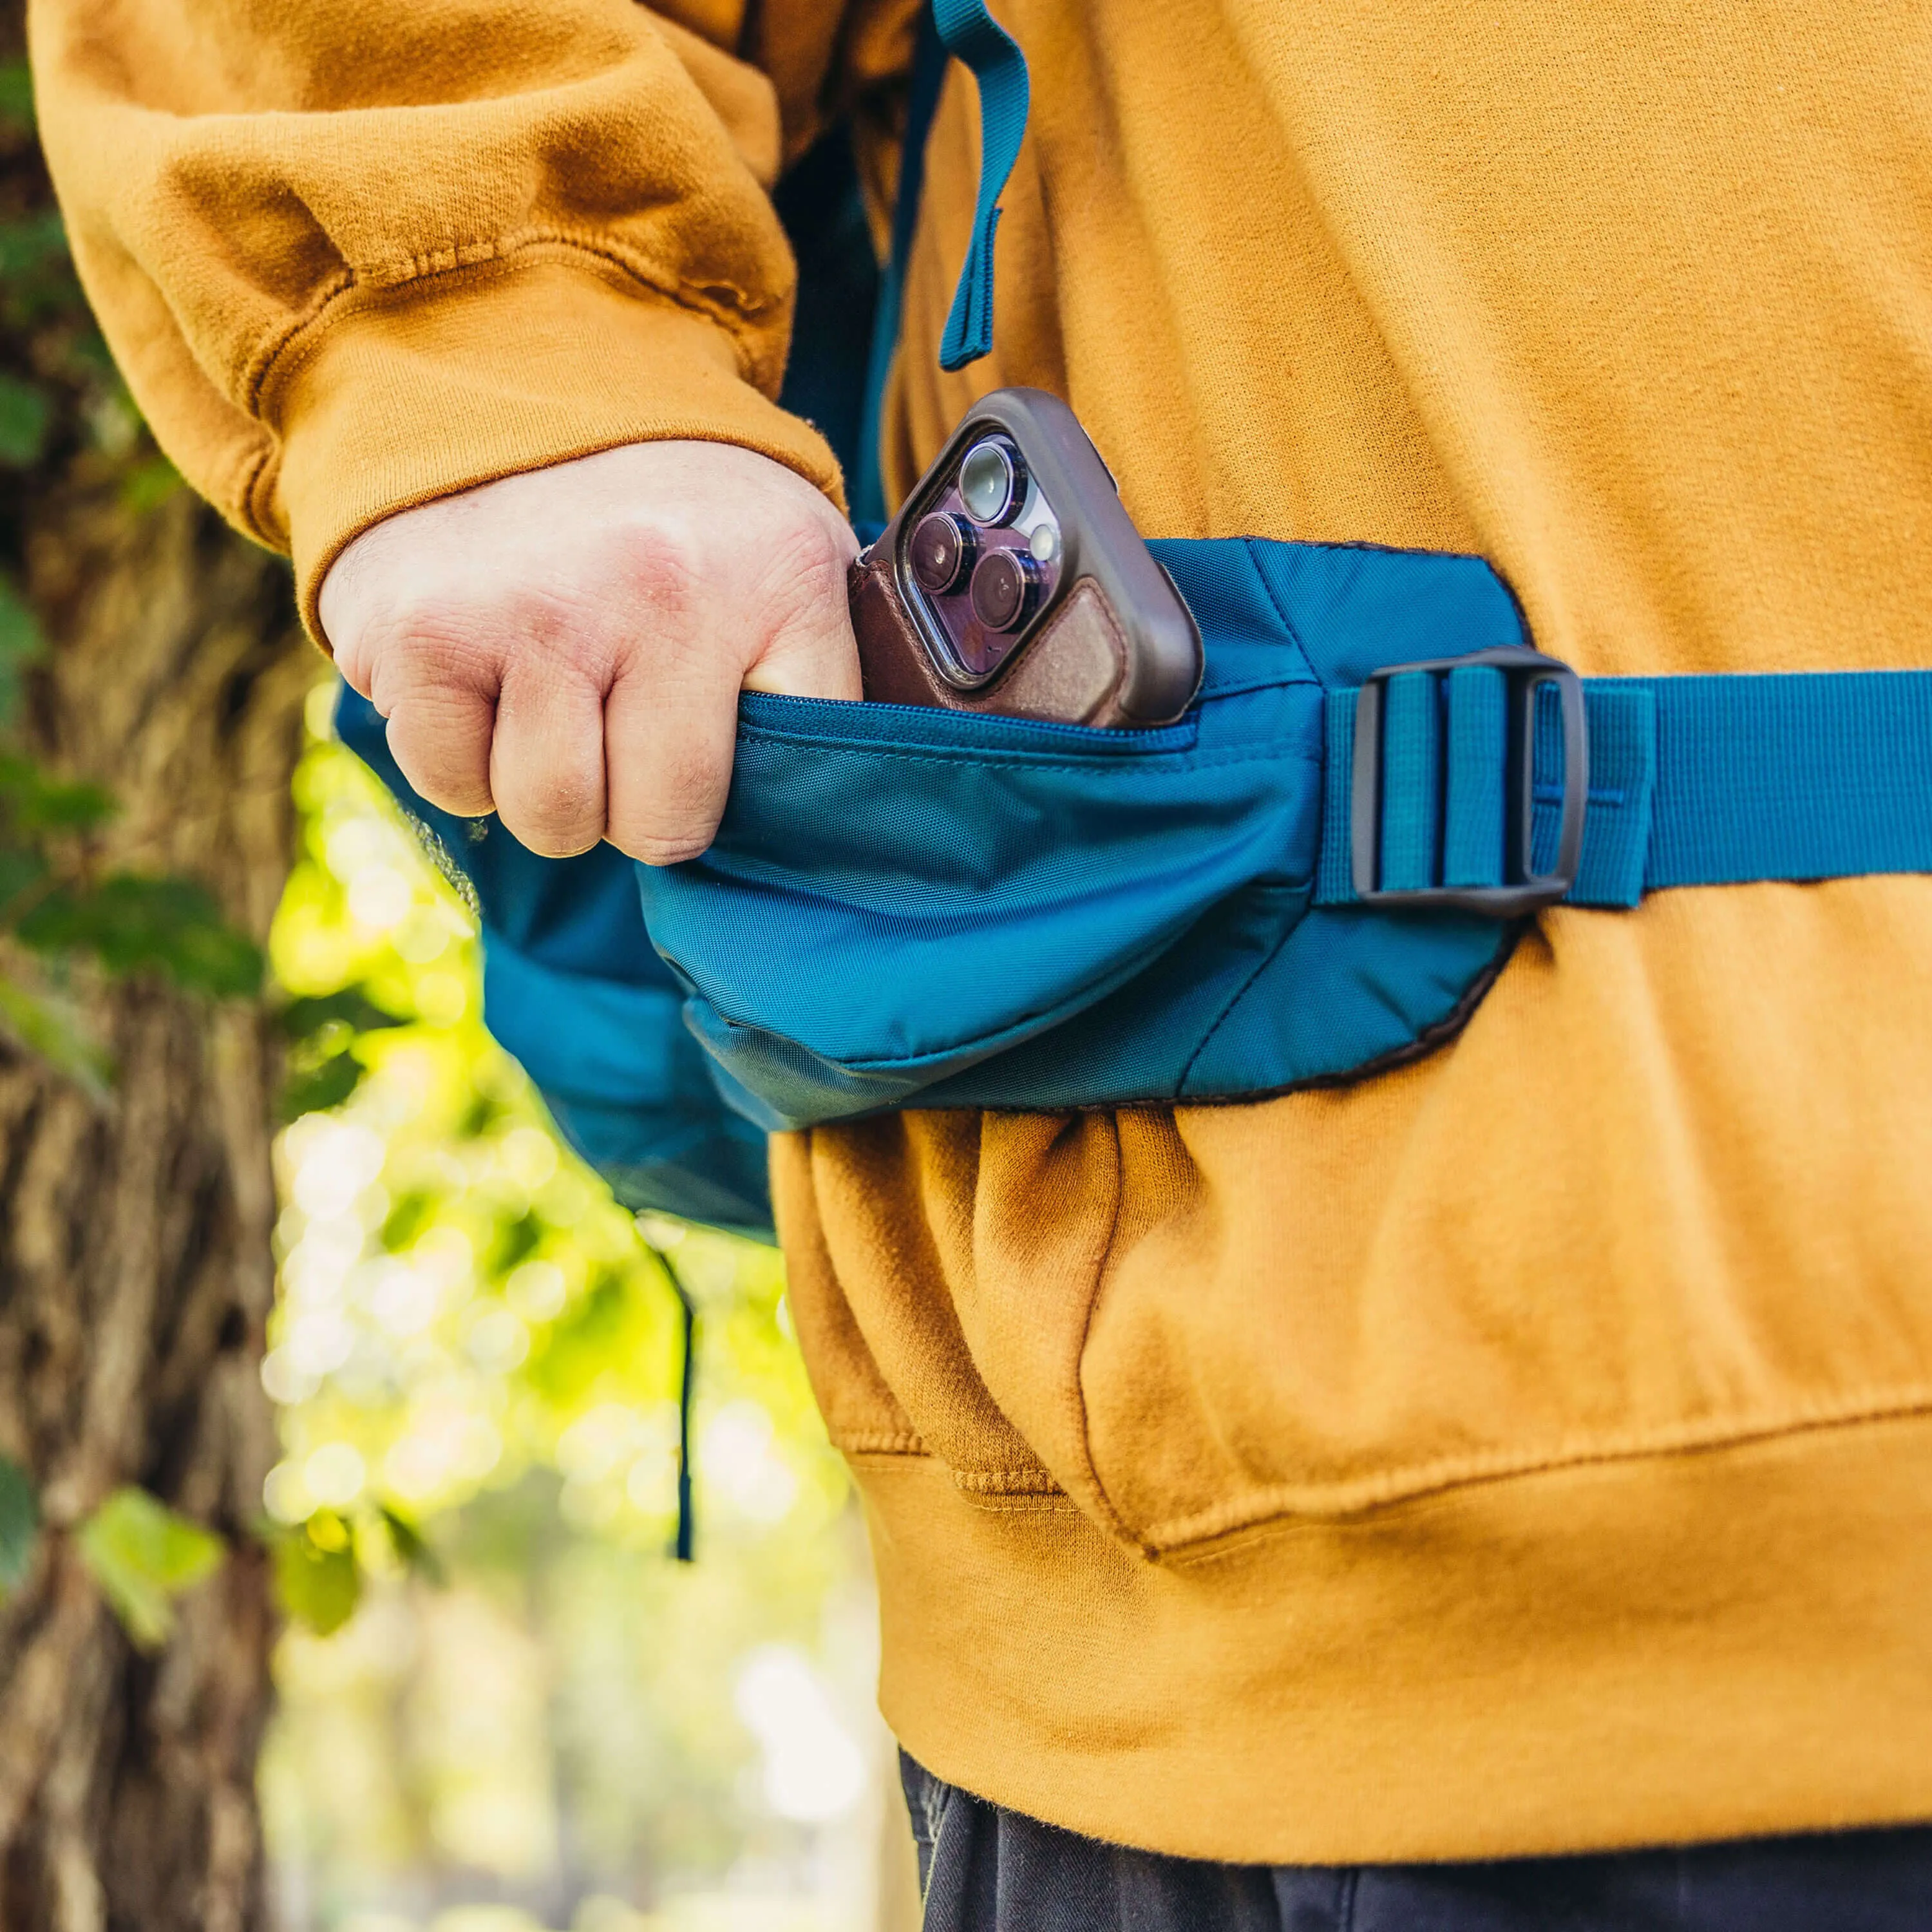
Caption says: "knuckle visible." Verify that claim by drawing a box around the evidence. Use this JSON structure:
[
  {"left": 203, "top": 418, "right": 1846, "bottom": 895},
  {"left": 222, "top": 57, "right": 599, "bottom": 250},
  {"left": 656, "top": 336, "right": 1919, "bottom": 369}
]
[
  {"left": 363, "top": 600, "right": 502, "bottom": 702},
  {"left": 759, "top": 513, "right": 852, "bottom": 613},
  {"left": 616, "top": 523, "right": 706, "bottom": 621},
  {"left": 506, "top": 768, "right": 603, "bottom": 847},
  {"left": 512, "top": 814, "right": 603, "bottom": 859}
]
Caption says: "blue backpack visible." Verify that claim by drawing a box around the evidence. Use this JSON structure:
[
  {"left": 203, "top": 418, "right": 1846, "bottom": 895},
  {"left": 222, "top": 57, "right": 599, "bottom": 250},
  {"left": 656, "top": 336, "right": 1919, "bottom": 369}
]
[{"left": 338, "top": 0, "right": 1932, "bottom": 1244}]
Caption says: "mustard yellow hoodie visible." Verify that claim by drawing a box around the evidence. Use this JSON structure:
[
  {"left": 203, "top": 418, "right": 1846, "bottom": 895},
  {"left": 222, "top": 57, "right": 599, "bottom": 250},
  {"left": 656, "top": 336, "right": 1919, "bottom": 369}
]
[{"left": 31, "top": 0, "right": 1932, "bottom": 1862}]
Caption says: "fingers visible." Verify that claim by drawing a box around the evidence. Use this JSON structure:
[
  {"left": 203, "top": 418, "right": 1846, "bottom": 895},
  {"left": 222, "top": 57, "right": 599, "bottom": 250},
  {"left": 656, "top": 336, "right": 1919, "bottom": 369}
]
[
  {"left": 489, "top": 650, "right": 609, "bottom": 857},
  {"left": 358, "top": 612, "right": 609, "bottom": 855},
  {"left": 739, "top": 526, "right": 864, "bottom": 703},
  {"left": 382, "top": 683, "right": 497, "bottom": 819},
  {"left": 318, "top": 441, "right": 866, "bottom": 871},
  {"left": 602, "top": 512, "right": 860, "bottom": 864},
  {"left": 360, "top": 621, "right": 500, "bottom": 820},
  {"left": 602, "top": 646, "right": 741, "bottom": 866}
]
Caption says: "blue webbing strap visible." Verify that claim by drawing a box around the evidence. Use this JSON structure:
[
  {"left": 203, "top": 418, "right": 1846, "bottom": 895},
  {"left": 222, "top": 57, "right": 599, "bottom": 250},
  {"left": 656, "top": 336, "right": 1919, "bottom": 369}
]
[
  {"left": 851, "top": 1, "right": 1027, "bottom": 525},
  {"left": 1316, "top": 669, "right": 1932, "bottom": 908},
  {"left": 932, "top": 0, "right": 1030, "bottom": 372}
]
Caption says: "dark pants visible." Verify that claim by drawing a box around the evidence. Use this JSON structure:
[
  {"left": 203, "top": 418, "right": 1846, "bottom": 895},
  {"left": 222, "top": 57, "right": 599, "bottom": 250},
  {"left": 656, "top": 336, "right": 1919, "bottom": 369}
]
[{"left": 902, "top": 1756, "right": 1932, "bottom": 1931}]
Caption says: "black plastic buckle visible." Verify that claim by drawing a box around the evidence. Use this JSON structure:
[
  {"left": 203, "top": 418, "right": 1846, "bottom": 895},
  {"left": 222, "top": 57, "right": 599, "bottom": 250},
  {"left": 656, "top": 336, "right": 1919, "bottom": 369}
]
[{"left": 1350, "top": 644, "right": 1588, "bottom": 915}]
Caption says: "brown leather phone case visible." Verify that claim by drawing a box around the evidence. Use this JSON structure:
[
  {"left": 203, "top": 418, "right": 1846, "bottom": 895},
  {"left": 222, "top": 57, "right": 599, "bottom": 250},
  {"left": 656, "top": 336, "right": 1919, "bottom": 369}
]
[{"left": 848, "top": 389, "right": 1202, "bottom": 728}]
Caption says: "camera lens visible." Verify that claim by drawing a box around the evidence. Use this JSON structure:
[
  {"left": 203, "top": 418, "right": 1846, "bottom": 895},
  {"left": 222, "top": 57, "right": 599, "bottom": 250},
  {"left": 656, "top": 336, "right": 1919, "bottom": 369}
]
[
  {"left": 958, "top": 436, "right": 1025, "bottom": 526},
  {"left": 969, "top": 549, "right": 1039, "bottom": 632},
  {"left": 909, "top": 512, "right": 974, "bottom": 594}
]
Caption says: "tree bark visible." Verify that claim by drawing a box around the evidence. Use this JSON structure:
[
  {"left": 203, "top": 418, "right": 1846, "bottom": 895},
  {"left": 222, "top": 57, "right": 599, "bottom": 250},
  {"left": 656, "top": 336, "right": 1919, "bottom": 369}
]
[
  {"left": 0, "top": 476, "right": 310, "bottom": 1930},
  {"left": 0, "top": 21, "right": 317, "bottom": 1900}
]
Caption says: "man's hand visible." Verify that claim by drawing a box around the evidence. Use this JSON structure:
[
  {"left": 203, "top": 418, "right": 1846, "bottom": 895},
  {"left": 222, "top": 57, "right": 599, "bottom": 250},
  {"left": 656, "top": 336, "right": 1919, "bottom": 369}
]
[{"left": 320, "top": 440, "right": 861, "bottom": 864}]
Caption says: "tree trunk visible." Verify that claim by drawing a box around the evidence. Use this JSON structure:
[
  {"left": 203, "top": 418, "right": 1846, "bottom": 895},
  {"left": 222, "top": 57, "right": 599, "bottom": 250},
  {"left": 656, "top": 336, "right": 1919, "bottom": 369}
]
[
  {"left": 0, "top": 61, "right": 314, "bottom": 1903},
  {"left": 0, "top": 479, "right": 308, "bottom": 1931},
  {"left": 0, "top": 484, "right": 309, "bottom": 1928}
]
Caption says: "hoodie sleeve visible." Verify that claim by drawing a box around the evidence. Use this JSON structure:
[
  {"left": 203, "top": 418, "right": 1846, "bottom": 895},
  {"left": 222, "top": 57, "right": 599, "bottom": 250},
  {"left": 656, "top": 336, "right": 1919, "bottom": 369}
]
[{"left": 26, "top": 0, "right": 895, "bottom": 634}]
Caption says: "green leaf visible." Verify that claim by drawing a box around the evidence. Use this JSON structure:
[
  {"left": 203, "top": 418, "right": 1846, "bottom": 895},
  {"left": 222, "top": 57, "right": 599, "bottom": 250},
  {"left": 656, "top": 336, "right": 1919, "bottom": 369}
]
[
  {"left": 0, "top": 579, "right": 43, "bottom": 664},
  {"left": 0, "top": 213, "right": 74, "bottom": 334},
  {"left": 278, "top": 985, "right": 408, "bottom": 1042},
  {"left": 488, "top": 1209, "right": 543, "bottom": 1281},
  {"left": 0, "top": 842, "right": 48, "bottom": 914},
  {"left": 118, "top": 455, "right": 180, "bottom": 516},
  {"left": 379, "top": 1505, "right": 445, "bottom": 1587},
  {"left": 16, "top": 874, "right": 262, "bottom": 997},
  {"left": 272, "top": 1517, "right": 361, "bottom": 1636},
  {"left": 75, "top": 1487, "right": 224, "bottom": 1651},
  {"left": 0, "top": 61, "right": 33, "bottom": 135},
  {"left": 525, "top": 1271, "right": 667, "bottom": 1409},
  {"left": 0, "top": 578, "right": 44, "bottom": 728},
  {"left": 379, "top": 1189, "right": 437, "bottom": 1254},
  {"left": 0, "top": 752, "right": 114, "bottom": 833},
  {"left": 0, "top": 1454, "right": 39, "bottom": 1595},
  {"left": 0, "top": 971, "right": 109, "bottom": 1098},
  {"left": 0, "top": 375, "right": 50, "bottom": 468},
  {"left": 0, "top": 213, "right": 64, "bottom": 281},
  {"left": 279, "top": 1048, "right": 363, "bottom": 1122},
  {"left": 457, "top": 1090, "right": 509, "bottom": 1139}
]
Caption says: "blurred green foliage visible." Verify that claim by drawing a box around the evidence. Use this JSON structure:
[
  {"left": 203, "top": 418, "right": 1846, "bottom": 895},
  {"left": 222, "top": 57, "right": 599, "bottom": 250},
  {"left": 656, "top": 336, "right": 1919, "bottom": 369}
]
[
  {"left": 261, "top": 690, "right": 891, "bottom": 1931},
  {"left": 0, "top": 1451, "right": 34, "bottom": 1592}
]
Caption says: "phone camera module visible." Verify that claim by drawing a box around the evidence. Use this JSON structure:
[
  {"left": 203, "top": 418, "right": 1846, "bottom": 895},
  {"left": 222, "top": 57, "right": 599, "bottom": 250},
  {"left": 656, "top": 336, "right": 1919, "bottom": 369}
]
[
  {"left": 969, "top": 549, "right": 1039, "bottom": 632},
  {"left": 910, "top": 512, "right": 976, "bottom": 594},
  {"left": 958, "top": 436, "right": 1025, "bottom": 526}
]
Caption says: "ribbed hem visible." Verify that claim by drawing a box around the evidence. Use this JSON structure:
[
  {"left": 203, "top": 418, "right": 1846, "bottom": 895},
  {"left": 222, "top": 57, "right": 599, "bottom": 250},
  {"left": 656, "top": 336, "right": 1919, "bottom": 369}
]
[
  {"left": 254, "top": 245, "right": 844, "bottom": 642},
  {"left": 856, "top": 1409, "right": 1932, "bottom": 1863}
]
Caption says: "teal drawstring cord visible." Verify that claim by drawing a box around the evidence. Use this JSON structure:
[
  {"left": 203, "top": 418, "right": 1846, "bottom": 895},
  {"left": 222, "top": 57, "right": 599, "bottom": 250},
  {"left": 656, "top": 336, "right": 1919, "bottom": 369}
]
[{"left": 656, "top": 1247, "right": 697, "bottom": 1564}]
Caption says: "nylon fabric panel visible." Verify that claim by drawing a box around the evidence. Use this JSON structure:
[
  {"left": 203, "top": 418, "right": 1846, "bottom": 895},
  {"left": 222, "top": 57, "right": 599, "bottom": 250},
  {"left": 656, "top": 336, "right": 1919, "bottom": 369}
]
[
  {"left": 641, "top": 536, "right": 1535, "bottom": 1128},
  {"left": 646, "top": 681, "right": 1321, "bottom": 1127}
]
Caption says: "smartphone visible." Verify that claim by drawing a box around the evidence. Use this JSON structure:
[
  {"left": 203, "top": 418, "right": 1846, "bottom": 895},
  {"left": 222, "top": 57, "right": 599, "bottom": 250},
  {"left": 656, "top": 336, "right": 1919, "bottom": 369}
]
[{"left": 847, "top": 388, "right": 1202, "bottom": 727}]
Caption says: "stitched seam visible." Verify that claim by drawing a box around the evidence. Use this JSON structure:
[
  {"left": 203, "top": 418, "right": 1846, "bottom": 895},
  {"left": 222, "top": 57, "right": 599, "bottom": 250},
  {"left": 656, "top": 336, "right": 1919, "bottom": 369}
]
[
  {"left": 958, "top": 1490, "right": 1083, "bottom": 1515},
  {"left": 688, "top": 942, "right": 1226, "bottom": 1076},
  {"left": 242, "top": 227, "right": 775, "bottom": 428},
  {"left": 835, "top": 1429, "right": 925, "bottom": 1455},
  {"left": 1242, "top": 537, "right": 1323, "bottom": 685},
  {"left": 1175, "top": 892, "right": 1306, "bottom": 1093},
  {"left": 732, "top": 732, "right": 1308, "bottom": 779},
  {"left": 951, "top": 1464, "right": 1062, "bottom": 1494},
  {"left": 1141, "top": 1383, "right": 1932, "bottom": 1555},
  {"left": 923, "top": 921, "right": 1516, "bottom": 1119},
  {"left": 745, "top": 691, "right": 1204, "bottom": 740}
]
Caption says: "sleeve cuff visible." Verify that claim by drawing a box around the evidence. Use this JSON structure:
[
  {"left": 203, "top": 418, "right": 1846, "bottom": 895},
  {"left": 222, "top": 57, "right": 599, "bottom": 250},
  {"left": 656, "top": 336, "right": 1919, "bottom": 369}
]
[{"left": 256, "top": 243, "right": 846, "bottom": 643}]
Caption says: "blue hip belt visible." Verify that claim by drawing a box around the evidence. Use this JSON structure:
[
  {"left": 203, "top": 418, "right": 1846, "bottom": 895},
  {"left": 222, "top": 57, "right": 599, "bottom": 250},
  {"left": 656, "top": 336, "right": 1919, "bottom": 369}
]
[{"left": 336, "top": 531, "right": 1932, "bottom": 1238}]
